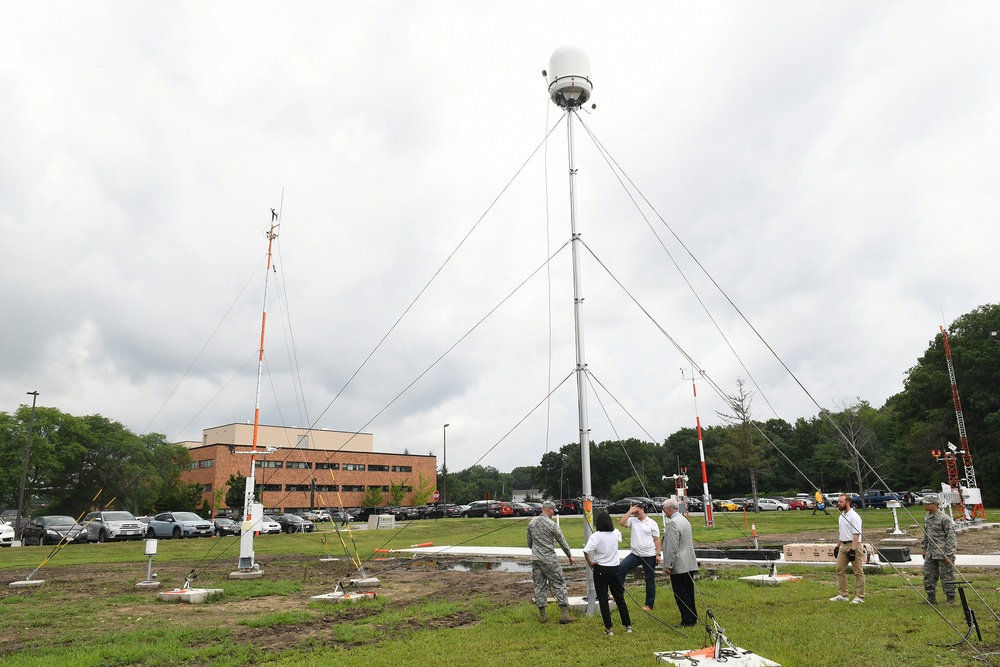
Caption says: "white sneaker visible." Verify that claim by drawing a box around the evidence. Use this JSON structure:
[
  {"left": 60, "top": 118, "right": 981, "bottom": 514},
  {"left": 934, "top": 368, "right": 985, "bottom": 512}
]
[
  {"left": 850, "top": 597, "right": 864, "bottom": 604},
  {"left": 829, "top": 595, "right": 849, "bottom": 602}
]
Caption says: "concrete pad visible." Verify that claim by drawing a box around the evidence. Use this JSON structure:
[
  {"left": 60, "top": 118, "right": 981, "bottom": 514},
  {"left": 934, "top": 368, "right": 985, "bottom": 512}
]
[
  {"left": 310, "top": 591, "right": 378, "bottom": 602},
  {"left": 8, "top": 579, "right": 44, "bottom": 588},
  {"left": 319, "top": 557, "right": 342, "bottom": 562},
  {"left": 740, "top": 573, "right": 802, "bottom": 586},
  {"left": 566, "top": 595, "right": 615, "bottom": 612},
  {"left": 229, "top": 569, "right": 264, "bottom": 580},
  {"left": 157, "top": 588, "right": 224, "bottom": 604},
  {"left": 134, "top": 581, "right": 161, "bottom": 590}
]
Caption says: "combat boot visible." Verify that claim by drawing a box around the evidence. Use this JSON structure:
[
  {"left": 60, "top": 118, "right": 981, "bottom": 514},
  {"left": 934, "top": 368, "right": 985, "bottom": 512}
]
[
  {"left": 559, "top": 607, "right": 576, "bottom": 624},
  {"left": 945, "top": 595, "right": 956, "bottom": 606},
  {"left": 923, "top": 595, "right": 937, "bottom": 605},
  {"left": 538, "top": 608, "right": 547, "bottom": 623}
]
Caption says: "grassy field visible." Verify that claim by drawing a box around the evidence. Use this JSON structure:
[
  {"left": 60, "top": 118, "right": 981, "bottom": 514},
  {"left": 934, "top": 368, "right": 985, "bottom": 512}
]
[{"left": 1, "top": 510, "right": 997, "bottom": 667}]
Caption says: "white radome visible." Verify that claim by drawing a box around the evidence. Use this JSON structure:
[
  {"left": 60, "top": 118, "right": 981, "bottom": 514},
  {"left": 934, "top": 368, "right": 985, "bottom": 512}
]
[{"left": 548, "top": 45, "right": 592, "bottom": 108}]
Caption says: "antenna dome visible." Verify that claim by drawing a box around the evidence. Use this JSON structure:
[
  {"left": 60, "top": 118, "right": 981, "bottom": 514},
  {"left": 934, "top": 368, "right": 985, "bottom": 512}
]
[{"left": 547, "top": 45, "right": 592, "bottom": 108}]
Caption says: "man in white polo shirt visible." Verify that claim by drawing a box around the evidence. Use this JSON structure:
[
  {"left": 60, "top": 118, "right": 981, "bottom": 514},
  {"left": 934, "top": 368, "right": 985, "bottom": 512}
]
[
  {"left": 830, "top": 493, "right": 866, "bottom": 604},
  {"left": 619, "top": 501, "right": 661, "bottom": 611}
]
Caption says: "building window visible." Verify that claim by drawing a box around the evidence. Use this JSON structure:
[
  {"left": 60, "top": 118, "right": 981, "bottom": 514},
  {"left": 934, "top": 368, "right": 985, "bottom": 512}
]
[
  {"left": 391, "top": 465, "right": 412, "bottom": 473},
  {"left": 368, "top": 485, "right": 389, "bottom": 492},
  {"left": 342, "top": 485, "right": 364, "bottom": 492},
  {"left": 315, "top": 462, "right": 339, "bottom": 470},
  {"left": 287, "top": 461, "right": 312, "bottom": 469},
  {"left": 368, "top": 464, "right": 389, "bottom": 472},
  {"left": 285, "top": 484, "right": 311, "bottom": 492},
  {"left": 198, "top": 459, "right": 214, "bottom": 468},
  {"left": 202, "top": 484, "right": 212, "bottom": 492},
  {"left": 257, "top": 460, "right": 283, "bottom": 468},
  {"left": 343, "top": 464, "right": 366, "bottom": 471},
  {"left": 315, "top": 485, "right": 338, "bottom": 492},
  {"left": 261, "top": 484, "right": 282, "bottom": 492},
  {"left": 184, "top": 461, "right": 197, "bottom": 470}
]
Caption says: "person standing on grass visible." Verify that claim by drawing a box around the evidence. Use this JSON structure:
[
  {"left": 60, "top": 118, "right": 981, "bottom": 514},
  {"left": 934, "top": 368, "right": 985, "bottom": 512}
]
[
  {"left": 662, "top": 498, "right": 699, "bottom": 627},
  {"left": 830, "top": 493, "right": 866, "bottom": 604},
  {"left": 527, "top": 501, "right": 576, "bottom": 624},
  {"left": 813, "top": 489, "right": 830, "bottom": 515},
  {"left": 619, "top": 501, "right": 661, "bottom": 611},
  {"left": 583, "top": 510, "right": 632, "bottom": 636},
  {"left": 921, "top": 494, "right": 958, "bottom": 605}
]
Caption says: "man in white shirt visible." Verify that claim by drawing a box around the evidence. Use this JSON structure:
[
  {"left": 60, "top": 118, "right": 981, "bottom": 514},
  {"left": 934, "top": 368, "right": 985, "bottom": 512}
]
[
  {"left": 618, "top": 501, "right": 661, "bottom": 611},
  {"left": 830, "top": 493, "right": 866, "bottom": 604}
]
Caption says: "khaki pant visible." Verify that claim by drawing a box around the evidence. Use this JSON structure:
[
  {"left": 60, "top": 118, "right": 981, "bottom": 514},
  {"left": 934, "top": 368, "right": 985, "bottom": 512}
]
[{"left": 835, "top": 542, "right": 866, "bottom": 599}]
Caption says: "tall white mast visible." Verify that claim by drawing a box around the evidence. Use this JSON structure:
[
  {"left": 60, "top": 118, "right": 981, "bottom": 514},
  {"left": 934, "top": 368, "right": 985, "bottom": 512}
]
[
  {"left": 547, "top": 45, "right": 596, "bottom": 614},
  {"left": 232, "top": 209, "right": 279, "bottom": 578}
]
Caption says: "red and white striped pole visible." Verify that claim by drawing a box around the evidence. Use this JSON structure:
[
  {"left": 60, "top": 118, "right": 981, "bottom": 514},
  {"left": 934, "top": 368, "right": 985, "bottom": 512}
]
[{"left": 691, "top": 370, "right": 714, "bottom": 528}]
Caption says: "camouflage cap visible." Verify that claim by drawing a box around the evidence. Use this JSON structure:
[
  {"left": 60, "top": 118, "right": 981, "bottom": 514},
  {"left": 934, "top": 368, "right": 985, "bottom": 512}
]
[{"left": 922, "top": 493, "right": 940, "bottom": 505}]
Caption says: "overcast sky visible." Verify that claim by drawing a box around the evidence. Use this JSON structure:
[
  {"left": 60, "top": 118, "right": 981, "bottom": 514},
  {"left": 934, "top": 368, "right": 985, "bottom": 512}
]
[{"left": 3, "top": 3, "right": 998, "bottom": 477}]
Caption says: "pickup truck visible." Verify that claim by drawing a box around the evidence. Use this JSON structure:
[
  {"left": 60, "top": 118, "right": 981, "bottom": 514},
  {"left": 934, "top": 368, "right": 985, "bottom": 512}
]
[{"left": 862, "top": 489, "right": 903, "bottom": 508}]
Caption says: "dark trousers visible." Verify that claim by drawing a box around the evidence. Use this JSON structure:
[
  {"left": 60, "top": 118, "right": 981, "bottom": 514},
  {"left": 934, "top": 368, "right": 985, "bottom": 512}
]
[
  {"left": 670, "top": 571, "right": 698, "bottom": 625},
  {"left": 619, "top": 552, "right": 658, "bottom": 608},
  {"left": 593, "top": 564, "right": 631, "bottom": 629}
]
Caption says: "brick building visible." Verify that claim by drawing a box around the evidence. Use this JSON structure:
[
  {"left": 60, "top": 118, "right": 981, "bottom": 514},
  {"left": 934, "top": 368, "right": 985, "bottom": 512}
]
[{"left": 179, "top": 423, "right": 437, "bottom": 514}]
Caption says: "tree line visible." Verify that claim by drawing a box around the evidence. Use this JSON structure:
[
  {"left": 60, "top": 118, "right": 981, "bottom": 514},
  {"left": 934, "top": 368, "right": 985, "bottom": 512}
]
[
  {"left": 0, "top": 410, "right": 202, "bottom": 517},
  {"left": 4, "top": 305, "right": 998, "bottom": 513}
]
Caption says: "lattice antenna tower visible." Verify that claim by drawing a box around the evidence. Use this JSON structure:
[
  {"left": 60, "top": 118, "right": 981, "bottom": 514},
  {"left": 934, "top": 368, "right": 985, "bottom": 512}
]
[{"left": 940, "top": 326, "right": 986, "bottom": 520}]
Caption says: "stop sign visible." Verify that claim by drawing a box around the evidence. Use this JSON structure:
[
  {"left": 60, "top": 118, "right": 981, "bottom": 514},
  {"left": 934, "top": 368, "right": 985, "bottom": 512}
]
[{"left": 432, "top": 490, "right": 440, "bottom": 502}]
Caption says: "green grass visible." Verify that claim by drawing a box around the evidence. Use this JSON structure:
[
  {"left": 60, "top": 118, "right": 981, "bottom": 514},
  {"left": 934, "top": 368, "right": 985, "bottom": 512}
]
[{"left": 1, "top": 511, "right": 998, "bottom": 666}]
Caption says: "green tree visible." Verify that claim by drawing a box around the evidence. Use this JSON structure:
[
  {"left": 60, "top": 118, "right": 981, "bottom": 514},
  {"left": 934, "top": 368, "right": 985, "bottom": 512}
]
[
  {"left": 225, "top": 472, "right": 260, "bottom": 513},
  {"left": 411, "top": 472, "right": 436, "bottom": 505},
  {"left": 389, "top": 478, "right": 409, "bottom": 506},
  {"left": 363, "top": 486, "right": 385, "bottom": 507}
]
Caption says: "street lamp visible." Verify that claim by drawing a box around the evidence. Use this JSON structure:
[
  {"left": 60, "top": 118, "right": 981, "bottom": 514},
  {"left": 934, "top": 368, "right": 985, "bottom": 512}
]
[
  {"left": 16, "top": 391, "right": 40, "bottom": 539},
  {"left": 442, "top": 424, "right": 450, "bottom": 504}
]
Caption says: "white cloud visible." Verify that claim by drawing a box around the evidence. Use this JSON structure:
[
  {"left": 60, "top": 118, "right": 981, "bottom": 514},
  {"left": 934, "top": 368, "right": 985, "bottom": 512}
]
[{"left": 2, "top": 2, "right": 999, "bottom": 475}]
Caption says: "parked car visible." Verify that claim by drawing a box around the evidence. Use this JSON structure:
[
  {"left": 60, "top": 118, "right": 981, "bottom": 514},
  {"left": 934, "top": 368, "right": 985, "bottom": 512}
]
[
  {"left": 511, "top": 502, "right": 537, "bottom": 517},
  {"left": 313, "top": 510, "right": 331, "bottom": 522},
  {"left": 83, "top": 510, "right": 145, "bottom": 542},
  {"left": 794, "top": 493, "right": 817, "bottom": 509},
  {"left": 213, "top": 517, "right": 241, "bottom": 536},
  {"left": 0, "top": 517, "right": 15, "bottom": 547},
  {"left": 558, "top": 498, "right": 583, "bottom": 515},
  {"left": 754, "top": 498, "right": 790, "bottom": 511},
  {"left": 147, "top": 512, "right": 214, "bottom": 539},
  {"left": 251, "top": 515, "right": 282, "bottom": 534},
  {"left": 273, "top": 513, "right": 315, "bottom": 533},
  {"left": 786, "top": 498, "right": 809, "bottom": 511},
  {"left": 487, "top": 502, "right": 515, "bottom": 518},
  {"left": 607, "top": 497, "right": 655, "bottom": 513},
  {"left": 357, "top": 506, "right": 394, "bottom": 522},
  {"left": 461, "top": 500, "right": 499, "bottom": 518},
  {"left": 682, "top": 497, "right": 704, "bottom": 512},
  {"left": 19, "top": 515, "right": 89, "bottom": 546},
  {"left": 713, "top": 499, "right": 739, "bottom": 512},
  {"left": 329, "top": 510, "right": 356, "bottom": 525},
  {"left": 729, "top": 498, "right": 753, "bottom": 511}
]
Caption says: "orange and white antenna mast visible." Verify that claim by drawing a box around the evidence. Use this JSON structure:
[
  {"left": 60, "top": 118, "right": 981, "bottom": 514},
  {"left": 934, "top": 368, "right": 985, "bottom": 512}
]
[
  {"left": 683, "top": 368, "right": 714, "bottom": 528},
  {"left": 940, "top": 326, "right": 985, "bottom": 521},
  {"left": 234, "top": 209, "right": 279, "bottom": 576}
]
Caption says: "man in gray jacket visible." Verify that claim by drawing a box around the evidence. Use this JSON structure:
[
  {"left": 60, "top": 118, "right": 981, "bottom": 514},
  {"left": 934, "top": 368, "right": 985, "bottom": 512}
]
[
  {"left": 662, "top": 498, "right": 699, "bottom": 626},
  {"left": 921, "top": 494, "right": 958, "bottom": 605},
  {"left": 526, "top": 501, "right": 576, "bottom": 624}
]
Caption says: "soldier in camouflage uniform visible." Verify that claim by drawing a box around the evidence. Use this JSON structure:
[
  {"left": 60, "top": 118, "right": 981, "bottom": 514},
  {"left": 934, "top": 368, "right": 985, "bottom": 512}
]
[
  {"left": 526, "top": 501, "right": 576, "bottom": 624},
  {"left": 920, "top": 494, "right": 958, "bottom": 605}
]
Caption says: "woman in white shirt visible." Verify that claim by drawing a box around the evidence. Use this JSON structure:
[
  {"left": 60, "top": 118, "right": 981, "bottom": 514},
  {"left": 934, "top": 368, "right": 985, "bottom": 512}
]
[{"left": 583, "top": 510, "right": 633, "bottom": 636}]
